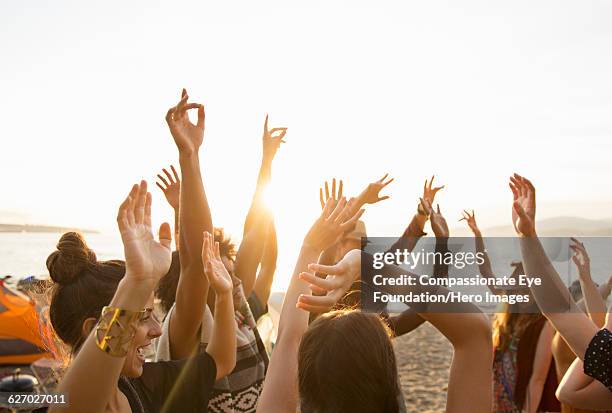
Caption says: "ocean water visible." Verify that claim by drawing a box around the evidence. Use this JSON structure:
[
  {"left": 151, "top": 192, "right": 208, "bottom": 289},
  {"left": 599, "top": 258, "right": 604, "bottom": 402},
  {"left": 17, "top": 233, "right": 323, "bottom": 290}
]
[{"left": 0, "top": 232, "right": 125, "bottom": 279}]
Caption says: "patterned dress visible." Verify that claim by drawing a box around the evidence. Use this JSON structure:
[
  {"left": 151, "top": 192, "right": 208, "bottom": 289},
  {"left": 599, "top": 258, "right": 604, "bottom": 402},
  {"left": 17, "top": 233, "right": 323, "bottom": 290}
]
[{"left": 493, "top": 336, "right": 520, "bottom": 413}]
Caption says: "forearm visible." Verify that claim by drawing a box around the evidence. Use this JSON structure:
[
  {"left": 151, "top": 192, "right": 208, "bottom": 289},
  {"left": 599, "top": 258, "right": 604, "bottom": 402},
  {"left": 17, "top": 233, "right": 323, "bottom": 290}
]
[
  {"left": 556, "top": 357, "right": 612, "bottom": 410},
  {"left": 173, "top": 208, "right": 180, "bottom": 250},
  {"left": 206, "top": 292, "right": 236, "bottom": 380},
  {"left": 392, "top": 237, "right": 449, "bottom": 337},
  {"left": 579, "top": 275, "right": 607, "bottom": 327},
  {"left": 244, "top": 157, "right": 273, "bottom": 234},
  {"left": 253, "top": 221, "right": 278, "bottom": 306},
  {"left": 257, "top": 245, "right": 320, "bottom": 413},
  {"left": 235, "top": 217, "right": 270, "bottom": 297},
  {"left": 519, "top": 236, "right": 597, "bottom": 358},
  {"left": 178, "top": 153, "right": 212, "bottom": 261},
  {"left": 170, "top": 153, "right": 212, "bottom": 358},
  {"left": 253, "top": 264, "right": 275, "bottom": 309},
  {"left": 474, "top": 235, "right": 503, "bottom": 295},
  {"left": 387, "top": 214, "right": 427, "bottom": 253},
  {"left": 524, "top": 378, "right": 546, "bottom": 413},
  {"left": 52, "top": 278, "right": 150, "bottom": 413}
]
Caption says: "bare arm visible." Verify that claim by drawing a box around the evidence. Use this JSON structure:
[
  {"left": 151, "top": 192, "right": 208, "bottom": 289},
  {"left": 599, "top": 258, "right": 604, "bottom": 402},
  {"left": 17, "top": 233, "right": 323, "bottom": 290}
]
[
  {"left": 301, "top": 249, "right": 493, "bottom": 413},
  {"left": 51, "top": 183, "right": 173, "bottom": 413},
  {"left": 201, "top": 231, "right": 236, "bottom": 380},
  {"left": 510, "top": 174, "right": 599, "bottom": 359},
  {"left": 252, "top": 219, "right": 278, "bottom": 309},
  {"left": 523, "top": 321, "right": 554, "bottom": 413},
  {"left": 571, "top": 238, "right": 608, "bottom": 327},
  {"left": 236, "top": 116, "right": 285, "bottom": 297},
  {"left": 256, "top": 199, "right": 364, "bottom": 413},
  {"left": 556, "top": 356, "right": 612, "bottom": 410},
  {"left": 390, "top": 200, "right": 451, "bottom": 337},
  {"left": 165, "top": 90, "right": 213, "bottom": 360}
]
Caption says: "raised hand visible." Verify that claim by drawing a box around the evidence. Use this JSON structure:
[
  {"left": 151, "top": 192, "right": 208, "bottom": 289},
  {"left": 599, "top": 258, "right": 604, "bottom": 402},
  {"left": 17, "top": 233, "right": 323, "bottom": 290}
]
[
  {"left": 117, "top": 181, "right": 172, "bottom": 289},
  {"left": 201, "top": 231, "right": 233, "bottom": 295},
  {"left": 423, "top": 175, "right": 444, "bottom": 205},
  {"left": 459, "top": 209, "right": 480, "bottom": 236},
  {"left": 420, "top": 198, "right": 449, "bottom": 238},
  {"left": 319, "top": 178, "right": 343, "bottom": 209},
  {"left": 156, "top": 165, "right": 181, "bottom": 210},
  {"left": 296, "top": 249, "right": 361, "bottom": 313},
  {"left": 304, "top": 198, "right": 364, "bottom": 253},
  {"left": 262, "top": 115, "right": 287, "bottom": 161},
  {"left": 509, "top": 173, "right": 536, "bottom": 237},
  {"left": 358, "top": 173, "right": 394, "bottom": 205},
  {"left": 570, "top": 238, "right": 591, "bottom": 280},
  {"left": 165, "top": 89, "right": 205, "bottom": 156}
]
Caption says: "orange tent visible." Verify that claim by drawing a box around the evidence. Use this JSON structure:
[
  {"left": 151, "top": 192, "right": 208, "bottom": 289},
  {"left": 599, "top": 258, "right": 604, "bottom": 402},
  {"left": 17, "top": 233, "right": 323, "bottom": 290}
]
[{"left": 0, "top": 281, "right": 51, "bottom": 365}]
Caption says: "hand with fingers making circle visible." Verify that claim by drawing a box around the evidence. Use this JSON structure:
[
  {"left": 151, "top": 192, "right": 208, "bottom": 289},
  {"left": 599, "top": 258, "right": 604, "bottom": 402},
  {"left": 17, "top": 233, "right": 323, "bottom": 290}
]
[
  {"left": 262, "top": 114, "right": 287, "bottom": 161},
  {"left": 359, "top": 173, "right": 394, "bottom": 205},
  {"left": 319, "top": 178, "right": 343, "bottom": 210},
  {"left": 165, "top": 88, "right": 205, "bottom": 156},
  {"left": 156, "top": 165, "right": 180, "bottom": 211},
  {"left": 509, "top": 173, "right": 537, "bottom": 237},
  {"left": 459, "top": 209, "right": 480, "bottom": 236}
]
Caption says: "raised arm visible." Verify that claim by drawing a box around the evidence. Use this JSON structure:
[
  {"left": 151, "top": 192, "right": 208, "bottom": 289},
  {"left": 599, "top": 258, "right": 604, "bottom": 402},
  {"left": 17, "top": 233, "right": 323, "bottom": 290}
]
[
  {"left": 523, "top": 321, "right": 554, "bottom": 413},
  {"left": 510, "top": 173, "right": 599, "bottom": 359},
  {"left": 256, "top": 198, "right": 364, "bottom": 413},
  {"left": 235, "top": 115, "right": 286, "bottom": 297},
  {"left": 252, "top": 218, "right": 278, "bottom": 314},
  {"left": 388, "top": 176, "right": 443, "bottom": 252},
  {"left": 51, "top": 182, "right": 172, "bottom": 413},
  {"left": 201, "top": 231, "right": 236, "bottom": 380},
  {"left": 570, "top": 238, "right": 608, "bottom": 327},
  {"left": 156, "top": 165, "right": 181, "bottom": 248},
  {"left": 165, "top": 89, "right": 213, "bottom": 360},
  {"left": 300, "top": 249, "right": 493, "bottom": 413},
  {"left": 459, "top": 209, "right": 501, "bottom": 295},
  {"left": 389, "top": 199, "right": 451, "bottom": 337}
]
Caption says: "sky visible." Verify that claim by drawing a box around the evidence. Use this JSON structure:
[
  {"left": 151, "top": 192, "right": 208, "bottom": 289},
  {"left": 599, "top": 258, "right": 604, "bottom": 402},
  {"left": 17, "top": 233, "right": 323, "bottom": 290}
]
[{"left": 2, "top": 0, "right": 612, "bottom": 289}]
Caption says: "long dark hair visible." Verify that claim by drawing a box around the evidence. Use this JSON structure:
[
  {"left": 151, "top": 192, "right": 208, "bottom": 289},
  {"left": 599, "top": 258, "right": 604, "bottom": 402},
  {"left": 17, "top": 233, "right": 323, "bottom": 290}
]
[{"left": 298, "top": 310, "right": 400, "bottom": 413}]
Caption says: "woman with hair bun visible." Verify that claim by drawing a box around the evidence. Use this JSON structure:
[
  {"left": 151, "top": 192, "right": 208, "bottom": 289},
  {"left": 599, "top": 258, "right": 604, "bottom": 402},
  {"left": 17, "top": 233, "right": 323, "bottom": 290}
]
[{"left": 48, "top": 181, "right": 236, "bottom": 413}]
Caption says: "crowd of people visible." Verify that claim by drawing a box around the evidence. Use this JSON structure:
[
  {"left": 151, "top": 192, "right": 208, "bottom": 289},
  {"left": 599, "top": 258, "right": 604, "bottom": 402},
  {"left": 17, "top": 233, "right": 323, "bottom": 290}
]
[{"left": 38, "top": 90, "right": 611, "bottom": 412}]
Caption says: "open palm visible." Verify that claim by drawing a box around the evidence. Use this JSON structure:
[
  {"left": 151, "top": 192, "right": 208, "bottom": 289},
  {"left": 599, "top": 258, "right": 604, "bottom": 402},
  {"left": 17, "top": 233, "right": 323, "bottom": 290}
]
[
  {"left": 201, "top": 231, "right": 233, "bottom": 294},
  {"left": 509, "top": 173, "right": 536, "bottom": 237},
  {"left": 460, "top": 210, "right": 480, "bottom": 235},
  {"left": 359, "top": 173, "right": 394, "bottom": 204},
  {"left": 117, "top": 181, "right": 172, "bottom": 288}
]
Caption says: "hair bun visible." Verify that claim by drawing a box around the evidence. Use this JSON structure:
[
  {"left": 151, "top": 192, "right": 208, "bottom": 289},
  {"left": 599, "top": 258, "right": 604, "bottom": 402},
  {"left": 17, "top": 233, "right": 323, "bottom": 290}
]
[{"left": 46, "top": 232, "right": 97, "bottom": 285}]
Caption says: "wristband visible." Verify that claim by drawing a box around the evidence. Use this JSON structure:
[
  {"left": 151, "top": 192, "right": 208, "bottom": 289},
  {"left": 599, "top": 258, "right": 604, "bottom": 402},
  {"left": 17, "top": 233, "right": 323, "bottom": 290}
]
[{"left": 95, "top": 306, "right": 146, "bottom": 357}]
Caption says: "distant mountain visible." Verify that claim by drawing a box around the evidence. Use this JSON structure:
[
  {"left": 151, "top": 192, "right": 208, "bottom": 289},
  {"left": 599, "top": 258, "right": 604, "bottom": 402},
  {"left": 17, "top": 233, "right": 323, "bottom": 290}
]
[
  {"left": 0, "top": 224, "right": 98, "bottom": 234},
  {"left": 457, "top": 216, "right": 612, "bottom": 237}
]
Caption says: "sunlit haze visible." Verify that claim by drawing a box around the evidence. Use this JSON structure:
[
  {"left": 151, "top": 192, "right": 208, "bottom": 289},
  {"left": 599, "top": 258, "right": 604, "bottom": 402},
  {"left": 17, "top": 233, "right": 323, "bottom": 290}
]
[{"left": 2, "top": 1, "right": 612, "bottom": 290}]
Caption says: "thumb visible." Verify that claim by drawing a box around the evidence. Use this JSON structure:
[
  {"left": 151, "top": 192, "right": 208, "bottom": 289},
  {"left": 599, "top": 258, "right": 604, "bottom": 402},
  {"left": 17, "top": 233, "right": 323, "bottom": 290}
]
[
  {"left": 158, "top": 222, "right": 172, "bottom": 249},
  {"left": 513, "top": 201, "right": 529, "bottom": 221}
]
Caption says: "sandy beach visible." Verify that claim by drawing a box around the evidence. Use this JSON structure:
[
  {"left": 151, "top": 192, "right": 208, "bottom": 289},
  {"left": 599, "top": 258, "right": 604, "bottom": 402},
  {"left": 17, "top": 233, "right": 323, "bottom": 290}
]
[{"left": 394, "top": 323, "right": 452, "bottom": 413}]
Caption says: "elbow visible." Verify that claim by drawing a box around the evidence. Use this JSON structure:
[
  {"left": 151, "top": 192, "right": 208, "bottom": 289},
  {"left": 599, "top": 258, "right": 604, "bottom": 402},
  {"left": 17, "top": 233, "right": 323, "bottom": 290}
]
[
  {"left": 214, "top": 350, "right": 237, "bottom": 380},
  {"left": 555, "top": 383, "right": 569, "bottom": 405},
  {"left": 457, "top": 313, "right": 492, "bottom": 352}
]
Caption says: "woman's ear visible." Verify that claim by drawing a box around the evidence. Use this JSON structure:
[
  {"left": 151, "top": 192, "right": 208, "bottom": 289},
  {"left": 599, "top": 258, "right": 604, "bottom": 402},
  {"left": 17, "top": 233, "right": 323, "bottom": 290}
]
[{"left": 81, "top": 317, "right": 98, "bottom": 339}]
